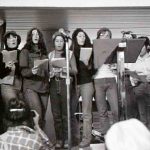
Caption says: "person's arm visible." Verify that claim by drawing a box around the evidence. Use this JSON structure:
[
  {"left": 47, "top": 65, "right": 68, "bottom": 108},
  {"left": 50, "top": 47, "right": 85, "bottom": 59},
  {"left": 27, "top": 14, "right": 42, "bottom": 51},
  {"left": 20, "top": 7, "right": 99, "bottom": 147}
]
[
  {"left": 20, "top": 49, "right": 46, "bottom": 78},
  {"left": 62, "top": 53, "right": 78, "bottom": 76},
  {"left": 69, "top": 53, "right": 78, "bottom": 75},
  {"left": 32, "top": 110, "right": 54, "bottom": 150},
  {"left": 0, "top": 52, "right": 12, "bottom": 78},
  {"left": 19, "top": 49, "right": 34, "bottom": 77}
]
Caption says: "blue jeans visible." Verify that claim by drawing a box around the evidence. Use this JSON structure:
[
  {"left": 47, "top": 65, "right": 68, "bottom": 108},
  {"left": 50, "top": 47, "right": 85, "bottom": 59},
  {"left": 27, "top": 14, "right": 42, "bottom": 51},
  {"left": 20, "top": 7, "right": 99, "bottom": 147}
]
[
  {"left": 1, "top": 77, "right": 22, "bottom": 108},
  {"left": 94, "top": 77, "right": 119, "bottom": 134},
  {"left": 24, "top": 89, "right": 55, "bottom": 144},
  {"left": 133, "top": 82, "right": 150, "bottom": 127},
  {"left": 49, "top": 78, "right": 71, "bottom": 141},
  {"left": 24, "top": 89, "right": 48, "bottom": 127},
  {"left": 77, "top": 82, "right": 94, "bottom": 141}
]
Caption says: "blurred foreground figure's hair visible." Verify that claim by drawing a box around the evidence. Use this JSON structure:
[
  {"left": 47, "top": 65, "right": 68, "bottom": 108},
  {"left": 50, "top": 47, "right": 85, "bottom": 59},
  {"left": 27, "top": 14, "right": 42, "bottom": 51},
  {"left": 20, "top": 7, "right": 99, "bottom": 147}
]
[{"left": 105, "top": 119, "right": 150, "bottom": 150}]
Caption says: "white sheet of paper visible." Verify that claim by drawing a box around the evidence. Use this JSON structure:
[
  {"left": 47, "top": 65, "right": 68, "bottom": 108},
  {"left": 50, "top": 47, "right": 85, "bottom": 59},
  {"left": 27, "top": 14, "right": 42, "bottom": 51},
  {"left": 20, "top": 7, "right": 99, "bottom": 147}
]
[
  {"left": 34, "top": 59, "right": 48, "bottom": 68},
  {"left": 2, "top": 50, "right": 17, "bottom": 63},
  {"left": 79, "top": 47, "right": 92, "bottom": 62},
  {"left": 51, "top": 58, "right": 66, "bottom": 68}
]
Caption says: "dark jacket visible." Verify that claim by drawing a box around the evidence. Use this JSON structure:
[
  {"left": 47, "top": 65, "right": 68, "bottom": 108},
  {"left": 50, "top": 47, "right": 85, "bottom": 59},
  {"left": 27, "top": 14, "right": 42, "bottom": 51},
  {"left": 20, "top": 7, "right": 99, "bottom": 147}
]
[{"left": 0, "top": 53, "right": 11, "bottom": 79}]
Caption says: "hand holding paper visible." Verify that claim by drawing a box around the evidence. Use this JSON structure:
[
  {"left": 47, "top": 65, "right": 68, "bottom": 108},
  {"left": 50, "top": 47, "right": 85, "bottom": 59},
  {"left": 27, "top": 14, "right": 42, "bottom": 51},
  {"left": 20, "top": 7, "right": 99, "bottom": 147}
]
[
  {"left": 126, "top": 70, "right": 147, "bottom": 82},
  {"left": 146, "top": 74, "right": 150, "bottom": 82},
  {"left": 82, "top": 60, "right": 89, "bottom": 66},
  {"left": 32, "top": 66, "right": 39, "bottom": 75},
  {"left": 5, "top": 61, "right": 15, "bottom": 68}
]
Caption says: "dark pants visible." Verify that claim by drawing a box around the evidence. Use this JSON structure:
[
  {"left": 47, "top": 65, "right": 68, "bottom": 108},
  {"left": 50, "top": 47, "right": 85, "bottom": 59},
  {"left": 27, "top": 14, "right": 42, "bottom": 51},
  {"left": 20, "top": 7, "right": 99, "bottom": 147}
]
[
  {"left": 133, "top": 82, "right": 150, "bottom": 127},
  {"left": 124, "top": 76, "right": 138, "bottom": 119},
  {"left": 50, "top": 78, "right": 73, "bottom": 141},
  {"left": 94, "top": 77, "right": 119, "bottom": 134}
]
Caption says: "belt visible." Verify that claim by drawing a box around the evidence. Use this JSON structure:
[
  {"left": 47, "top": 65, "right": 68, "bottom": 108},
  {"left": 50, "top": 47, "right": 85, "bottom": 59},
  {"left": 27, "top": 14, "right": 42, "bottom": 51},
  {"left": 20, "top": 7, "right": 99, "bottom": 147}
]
[{"left": 51, "top": 76, "right": 65, "bottom": 81}]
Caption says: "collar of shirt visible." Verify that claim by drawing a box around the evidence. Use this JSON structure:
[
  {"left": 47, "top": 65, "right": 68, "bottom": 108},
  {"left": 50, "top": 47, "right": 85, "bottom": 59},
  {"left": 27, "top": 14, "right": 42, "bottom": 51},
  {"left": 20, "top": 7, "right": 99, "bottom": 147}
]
[{"left": 7, "top": 125, "right": 35, "bottom": 134}]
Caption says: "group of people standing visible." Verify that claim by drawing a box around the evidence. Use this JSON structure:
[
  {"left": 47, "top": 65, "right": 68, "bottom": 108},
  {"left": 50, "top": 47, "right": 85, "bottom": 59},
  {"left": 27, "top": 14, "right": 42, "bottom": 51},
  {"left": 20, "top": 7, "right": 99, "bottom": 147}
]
[{"left": 0, "top": 26, "right": 150, "bottom": 149}]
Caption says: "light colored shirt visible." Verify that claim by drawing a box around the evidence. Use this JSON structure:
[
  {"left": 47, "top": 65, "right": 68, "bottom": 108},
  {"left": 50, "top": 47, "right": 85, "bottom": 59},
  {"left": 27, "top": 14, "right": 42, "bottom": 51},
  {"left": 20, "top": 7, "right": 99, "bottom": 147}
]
[
  {"left": 128, "top": 53, "right": 150, "bottom": 85},
  {"left": 48, "top": 50, "right": 73, "bottom": 79},
  {"left": 94, "top": 64, "right": 116, "bottom": 79},
  {"left": 134, "top": 53, "right": 150, "bottom": 76},
  {"left": 0, "top": 126, "right": 49, "bottom": 150}
]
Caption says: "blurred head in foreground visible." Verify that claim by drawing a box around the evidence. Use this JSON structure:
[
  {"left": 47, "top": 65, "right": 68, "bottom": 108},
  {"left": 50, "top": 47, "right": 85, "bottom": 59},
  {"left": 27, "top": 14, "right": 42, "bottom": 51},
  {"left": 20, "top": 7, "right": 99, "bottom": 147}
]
[{"left": 105, "top": 119, "right": 150, "bottom": 150}]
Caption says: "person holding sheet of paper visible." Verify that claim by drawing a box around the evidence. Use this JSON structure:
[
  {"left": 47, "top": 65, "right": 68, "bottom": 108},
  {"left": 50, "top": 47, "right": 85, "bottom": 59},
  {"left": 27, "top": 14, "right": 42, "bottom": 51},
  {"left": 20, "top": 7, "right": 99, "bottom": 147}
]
[
  {"left": 71, "top": 28, "right": 94, "bottom": 148},
  {"left": 0, "top": 53, "right": 11, "bottom": 79},
  {"left": 0, "top": 47, "right": 16, "bottom": 134},
  {"left": 1, "top": 31, "right": 22, "bottom": 108},
  {"left": 48, "top": 31, "right": 77, "bottom": 148},
  {"left": 94, "top": 27, "right": 119, "bottom": 137},
  {"left": 131, "top": 37, "right": 150, "bottom": 128},
  {"left": 19, "top": 28, "right": 50, "bottom": 129}
]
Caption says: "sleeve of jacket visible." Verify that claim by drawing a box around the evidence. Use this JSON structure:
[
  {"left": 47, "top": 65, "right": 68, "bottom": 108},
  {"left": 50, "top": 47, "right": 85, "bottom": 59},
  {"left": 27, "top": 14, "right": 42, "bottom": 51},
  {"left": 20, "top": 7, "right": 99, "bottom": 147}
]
[
  {"left": 19, "top": 49, "right": 33, "bottom": 77},
  {"left": 0, "top": 52, "right": 11, "bottom": 79}
]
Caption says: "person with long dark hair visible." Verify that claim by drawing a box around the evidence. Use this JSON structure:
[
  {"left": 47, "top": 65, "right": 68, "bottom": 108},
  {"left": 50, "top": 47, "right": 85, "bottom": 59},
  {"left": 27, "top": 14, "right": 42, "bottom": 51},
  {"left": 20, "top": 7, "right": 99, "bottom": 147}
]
[
  {"left": 71, "top": 28, "right": 94, "bottom": 148},
  {"left": 19, "top": 28, "right": 49, "bottom": 128},
  {"left": 48, "top": 30, "right": 77, "bottom": 148}
]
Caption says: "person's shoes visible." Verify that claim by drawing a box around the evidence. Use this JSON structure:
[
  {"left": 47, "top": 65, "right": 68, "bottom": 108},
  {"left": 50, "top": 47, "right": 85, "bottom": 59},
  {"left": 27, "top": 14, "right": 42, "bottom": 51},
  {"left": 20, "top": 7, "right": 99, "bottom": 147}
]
[
  {"left": 55, "top": 140, "right": 63, "bottom": 149},
  {"left": 92, "top": 130, "right": 105, "bottom": 143},
  {"left": 63, "top": 140, "right": 68, "bottom": 149},
  {"left": 79, "top": 139, "right": 90, "bottom": 148}
]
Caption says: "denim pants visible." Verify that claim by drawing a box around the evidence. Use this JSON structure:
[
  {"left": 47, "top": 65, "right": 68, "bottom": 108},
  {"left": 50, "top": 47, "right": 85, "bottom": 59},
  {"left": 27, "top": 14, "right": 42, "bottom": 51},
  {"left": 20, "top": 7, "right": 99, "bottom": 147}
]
[
  {"left": 1, "top": 84, "right": 21, "bottom": 109},
  {"left": 94, "top": 77, "right": 119, "bottom": 134},
  {"left": 125, "top": 76, "right": 138, "bottom": 119},
  {"left": 133, "top": 82, "right": 150, "bottom": 127},
  {"left": 77, "top": 82, "right": 94, "bottom": 142},
  {"left": 70, "top": 87, "right": 80, "bottom": 145},
  {"left": 24, "top": 89, "right": 49, "bottom": 127},
  {"left": 49, "top": 78, "right": 73, "bottom": 141}
]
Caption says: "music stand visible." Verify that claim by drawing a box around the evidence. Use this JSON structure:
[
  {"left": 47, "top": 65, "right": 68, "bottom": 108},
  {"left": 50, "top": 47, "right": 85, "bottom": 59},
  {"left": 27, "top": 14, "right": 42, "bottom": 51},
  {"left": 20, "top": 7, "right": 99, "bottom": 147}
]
[{"left": 93, "top": 39, "right": 145, "bottom": 120}]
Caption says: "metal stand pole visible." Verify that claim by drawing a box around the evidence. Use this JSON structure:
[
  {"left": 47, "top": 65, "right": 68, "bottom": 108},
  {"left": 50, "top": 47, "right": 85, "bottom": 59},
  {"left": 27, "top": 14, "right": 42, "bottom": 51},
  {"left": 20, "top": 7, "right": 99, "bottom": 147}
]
[
  {"left": 65, "top": 37, "right": 71, "bottom": 150},
  {"left": 117, "top": 42, "right": 127, "bottom": 120}
]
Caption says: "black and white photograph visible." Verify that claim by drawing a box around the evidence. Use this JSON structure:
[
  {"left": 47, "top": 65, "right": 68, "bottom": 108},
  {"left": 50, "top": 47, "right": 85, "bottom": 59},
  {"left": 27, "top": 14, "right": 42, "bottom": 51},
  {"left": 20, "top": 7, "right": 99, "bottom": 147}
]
[{"left": 0, "top": 0, "right": 150, "bottom": 149}]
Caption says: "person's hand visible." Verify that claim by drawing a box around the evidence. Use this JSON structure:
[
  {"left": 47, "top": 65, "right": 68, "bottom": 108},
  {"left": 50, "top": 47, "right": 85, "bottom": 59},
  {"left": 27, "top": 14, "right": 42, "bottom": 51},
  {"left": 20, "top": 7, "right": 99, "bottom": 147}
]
[
  {"left": 5, "top": 61, "right": 14, "bottom": 68},
  {"left": 132, "top": 77, "right": 139, "bottom": 86},
  {"left": 32, "top": 66, "right": 39, "bottom": 75},
  {"left": 31, "top": 110, "right": 39, "bottom": 126},
  {"left": 82, "top": 59, "right": 89, "bottom": 66},
  {"left": 146, "top": 74, "right": 150, "bottom": 82}
]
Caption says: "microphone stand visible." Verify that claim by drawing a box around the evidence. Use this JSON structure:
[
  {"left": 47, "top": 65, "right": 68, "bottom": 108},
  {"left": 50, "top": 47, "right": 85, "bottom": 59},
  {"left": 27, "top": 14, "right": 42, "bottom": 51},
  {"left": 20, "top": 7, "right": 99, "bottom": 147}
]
[{"left": 64, "top": 35, "right": 72, "bottom": 150}]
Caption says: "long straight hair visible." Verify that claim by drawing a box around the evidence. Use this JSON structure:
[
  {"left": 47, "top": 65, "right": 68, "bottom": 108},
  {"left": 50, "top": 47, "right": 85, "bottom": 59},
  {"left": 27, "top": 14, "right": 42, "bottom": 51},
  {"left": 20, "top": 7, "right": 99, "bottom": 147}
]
[{"left": 71, "top": 28, "right": 92, "bottom": 58}]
